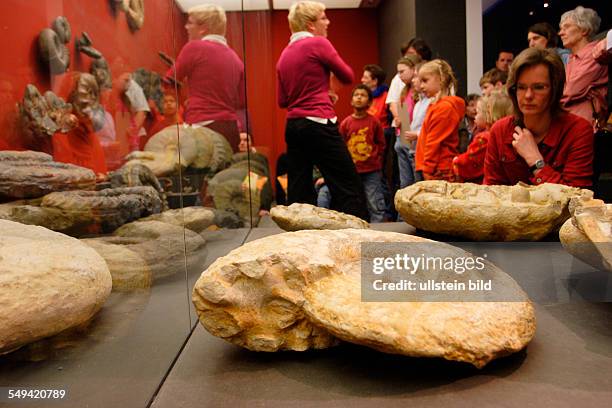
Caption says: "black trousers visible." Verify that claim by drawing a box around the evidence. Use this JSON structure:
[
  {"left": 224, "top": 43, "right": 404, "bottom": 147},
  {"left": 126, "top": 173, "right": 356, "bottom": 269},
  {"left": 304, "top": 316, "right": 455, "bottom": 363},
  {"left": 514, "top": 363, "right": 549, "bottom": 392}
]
[{"left": 285, "top": 118, "right": 368, "bottom": 220}]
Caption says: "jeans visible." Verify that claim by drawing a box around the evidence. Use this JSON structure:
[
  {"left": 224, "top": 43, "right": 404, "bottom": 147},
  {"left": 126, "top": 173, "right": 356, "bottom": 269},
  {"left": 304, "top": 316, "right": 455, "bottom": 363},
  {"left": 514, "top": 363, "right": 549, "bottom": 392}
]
[
  {"left": 361, "top": 171, "right": 386, "bottom": 223},
  {"left": 316, "top": 184, "right": 331, "bottom": 208},
  {"left": 394, "top": 137, "right": 419, "bottom": 189}
]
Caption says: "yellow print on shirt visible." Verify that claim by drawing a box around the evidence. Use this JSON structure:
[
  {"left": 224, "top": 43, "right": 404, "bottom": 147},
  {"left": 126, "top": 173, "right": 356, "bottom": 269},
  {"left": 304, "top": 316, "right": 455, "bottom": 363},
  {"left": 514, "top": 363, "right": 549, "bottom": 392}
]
[{"left": 347, "top": 127, "right": 372, "bottom": 163}]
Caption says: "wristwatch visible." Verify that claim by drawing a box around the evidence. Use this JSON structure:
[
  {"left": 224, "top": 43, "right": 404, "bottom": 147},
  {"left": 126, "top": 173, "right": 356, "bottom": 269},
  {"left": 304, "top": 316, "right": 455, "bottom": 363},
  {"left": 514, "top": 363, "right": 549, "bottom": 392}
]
[{"left": 529, "top": 159, "right": 545, "bottom": 173}]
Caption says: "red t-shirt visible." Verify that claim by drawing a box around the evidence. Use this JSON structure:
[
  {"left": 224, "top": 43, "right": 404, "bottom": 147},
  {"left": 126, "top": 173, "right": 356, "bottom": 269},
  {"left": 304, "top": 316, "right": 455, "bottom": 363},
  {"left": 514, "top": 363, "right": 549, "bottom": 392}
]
[
  {"left": 483, "top": 113, "right": 593, "bottom": 187},
  {"left": 339, "top": 114, "right": 385, "bottom": 173},
  {"left": 52, "top": 122, "right": 107, "bottom": 174}
]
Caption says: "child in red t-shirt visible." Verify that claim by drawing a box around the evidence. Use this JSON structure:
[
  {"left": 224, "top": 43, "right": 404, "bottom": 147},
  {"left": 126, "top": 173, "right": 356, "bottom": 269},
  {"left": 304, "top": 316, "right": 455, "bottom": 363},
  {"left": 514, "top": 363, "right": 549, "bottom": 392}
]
[{"left": 339, "top": 85, "right": 386, "bottom": 222}]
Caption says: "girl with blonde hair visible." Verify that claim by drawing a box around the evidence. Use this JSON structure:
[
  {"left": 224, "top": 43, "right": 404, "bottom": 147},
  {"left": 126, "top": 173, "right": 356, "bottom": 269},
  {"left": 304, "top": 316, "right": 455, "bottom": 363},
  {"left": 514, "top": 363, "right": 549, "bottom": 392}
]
[
  {"left": 452, "top": 90, "right": 513, "bottom": 183},
  {"left": 414, "top": 59, "right": 465, "bottom": 181}
]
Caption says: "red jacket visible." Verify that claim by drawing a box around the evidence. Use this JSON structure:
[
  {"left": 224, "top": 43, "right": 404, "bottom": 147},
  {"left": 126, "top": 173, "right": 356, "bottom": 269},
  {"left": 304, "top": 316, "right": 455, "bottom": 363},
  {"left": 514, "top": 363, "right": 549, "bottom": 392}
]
[
  {"left": 483, "top": 113, "right": 593, "bottom": 187},
  {"left": 452, "top": 130, "right": 491, "bottom": 183},
  {"left": 415, "top": 96, "right": 465, "bottom": 174}
]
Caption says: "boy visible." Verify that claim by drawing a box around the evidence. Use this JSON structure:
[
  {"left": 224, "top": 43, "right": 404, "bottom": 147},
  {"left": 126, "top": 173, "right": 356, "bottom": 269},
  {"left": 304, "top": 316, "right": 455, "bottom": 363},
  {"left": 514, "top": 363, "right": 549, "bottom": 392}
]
[
  {"left": 339, "top": 84, "right": 386, "bottom": 222},
  {"left": 479, "top": 68, "right": 507, "bottom": 96}
]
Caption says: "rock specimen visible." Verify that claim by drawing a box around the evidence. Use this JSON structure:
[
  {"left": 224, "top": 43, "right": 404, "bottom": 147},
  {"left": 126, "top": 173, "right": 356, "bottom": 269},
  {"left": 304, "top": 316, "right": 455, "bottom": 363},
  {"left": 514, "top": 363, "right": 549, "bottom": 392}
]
[
  {"left": 0, "top": 202, "right": 87, "bottom": 235},
  {"left": 207, "top": 167, "right": 260, "bottom": 221},
  {"left": 395, "top": 181, "right": 592, "bottom": 241},
  {"left": 38, "top": 17, "right": 71, "bottom": 75},
  {"left": 303, "top": 273, "right": 534, "bottom": 368},
  {"left": 40, "top": 186, "right": 163, "bottom": 233},
  {"left": 18, "top": 85, "right": 73, "bottom": 142},
  {"left": 81, "top": 239, "right": 152, "bottom": 291},
  {"left": 139, "top": 207, "right": 215, "bottom": 233},
  {"left": 0, "top": 220, "right": 112, "bottom": 354},
  {"left": 105, "top": 220, "right": 207, "bottom": 280},
  {"left": 270, "top": 203, "right": 369, "bottom": 231},
  {"left": 0, "top": 151, "right": 96, "bottom": 200},
  {"left": 192, "top": 229, "right": 535, "bottom": 367},
  {"left": 109, "top": 162, "right": 168, "bottom": 210},
  {"left": 560, "top": 197, "right": 612, "bottom": 271}
]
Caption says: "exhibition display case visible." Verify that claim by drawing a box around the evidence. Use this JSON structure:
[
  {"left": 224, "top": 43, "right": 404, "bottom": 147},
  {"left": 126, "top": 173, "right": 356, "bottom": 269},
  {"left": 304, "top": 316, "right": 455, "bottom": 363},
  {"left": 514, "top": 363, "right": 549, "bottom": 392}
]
[{"left": 0, "top": 1, "right": 611, "bottom": 408}]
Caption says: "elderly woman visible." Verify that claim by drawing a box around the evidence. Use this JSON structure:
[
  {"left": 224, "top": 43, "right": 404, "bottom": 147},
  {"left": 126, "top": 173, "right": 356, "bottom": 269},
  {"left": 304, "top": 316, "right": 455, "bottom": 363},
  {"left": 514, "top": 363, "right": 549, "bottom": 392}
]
[
  {"left": 559, "top": 6, "right": 608, "bottom": 125},
  {"left": 484, "top": 48, "right": 593, "bottom": 188},
  {"left": 165, "top": 4, "right": 244, "bottom": 151},
  {"left": 276, "top": 1, "right": 368, "bottom": 220}
]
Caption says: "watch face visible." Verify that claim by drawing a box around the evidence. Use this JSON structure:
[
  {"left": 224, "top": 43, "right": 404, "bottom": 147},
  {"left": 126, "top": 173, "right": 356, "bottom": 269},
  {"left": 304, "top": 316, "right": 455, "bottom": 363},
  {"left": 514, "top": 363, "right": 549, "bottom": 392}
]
[{"left": 536, "top": 160, "right": 545, "bottom": 169}]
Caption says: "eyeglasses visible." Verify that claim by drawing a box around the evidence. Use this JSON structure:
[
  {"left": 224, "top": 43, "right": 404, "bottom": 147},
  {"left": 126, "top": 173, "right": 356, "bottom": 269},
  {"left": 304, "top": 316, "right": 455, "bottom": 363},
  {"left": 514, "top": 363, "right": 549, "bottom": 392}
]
[{"left": 514, "top": 83, "right": 551, "bottom": 93}]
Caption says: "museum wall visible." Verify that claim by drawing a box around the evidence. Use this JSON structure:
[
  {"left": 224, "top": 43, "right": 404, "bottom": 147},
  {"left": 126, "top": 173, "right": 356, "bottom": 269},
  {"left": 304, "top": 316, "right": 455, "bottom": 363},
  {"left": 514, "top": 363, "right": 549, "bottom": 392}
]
[
  {"left": 376, "top": 0, "right": 417, "bottom": 87},
  {"left": 0, "top": 0, "right": 187, "bottom": 150},
  {"left": 415, "top": 0, "right": 467, "bottom": 97}
]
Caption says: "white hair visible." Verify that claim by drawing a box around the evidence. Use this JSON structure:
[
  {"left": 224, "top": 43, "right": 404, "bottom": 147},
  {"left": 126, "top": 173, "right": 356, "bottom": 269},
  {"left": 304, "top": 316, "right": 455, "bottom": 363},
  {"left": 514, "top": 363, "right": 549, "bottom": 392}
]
[{"left": 560, "top": 6, "right": 601, "bottom": 39}]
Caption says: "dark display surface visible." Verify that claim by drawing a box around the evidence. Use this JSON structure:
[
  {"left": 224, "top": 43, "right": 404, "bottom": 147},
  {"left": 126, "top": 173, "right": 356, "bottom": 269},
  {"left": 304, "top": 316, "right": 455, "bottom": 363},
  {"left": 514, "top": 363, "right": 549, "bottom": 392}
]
[{"left": 0, "top": 228, "right": 250, "bottom": 408}]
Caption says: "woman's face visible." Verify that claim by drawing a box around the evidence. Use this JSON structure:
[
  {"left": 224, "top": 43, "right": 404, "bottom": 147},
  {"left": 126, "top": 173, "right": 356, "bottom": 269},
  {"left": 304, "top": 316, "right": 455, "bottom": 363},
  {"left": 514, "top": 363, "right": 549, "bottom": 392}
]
[
  {"left": 516, "top": 64, "right": 552, "bottom": 118},
  {"left": 419, "top": 72, "right": 441, "bottom": 98},
  {"left": 559, "top": 18, "right": 587, "bottom": 50},
  {"left": 309, "top": 11, "right": 330, "bottom": 37},
  {"left": 185, "top": 16, "right": 205, "bottom": 41},
  {"left": 527, "top": 32, "right": 548, "bottom": 49}
]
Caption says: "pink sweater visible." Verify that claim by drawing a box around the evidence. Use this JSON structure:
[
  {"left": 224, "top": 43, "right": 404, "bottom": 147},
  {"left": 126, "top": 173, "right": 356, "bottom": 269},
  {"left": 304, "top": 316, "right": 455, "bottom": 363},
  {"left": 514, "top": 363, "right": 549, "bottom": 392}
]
[
  {"left": 276, "top": 36, "right": 353, "bottom": 119},
  {"left": 167, "top": 39, "right": 245, "bottom": 124}
]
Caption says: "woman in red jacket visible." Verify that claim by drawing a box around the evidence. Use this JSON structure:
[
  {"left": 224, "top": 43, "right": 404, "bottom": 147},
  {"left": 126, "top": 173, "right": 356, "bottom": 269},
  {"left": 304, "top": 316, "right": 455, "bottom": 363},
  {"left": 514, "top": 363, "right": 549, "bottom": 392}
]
[{"left": 414, "top": 59, "right": 465, "bottom": 181}]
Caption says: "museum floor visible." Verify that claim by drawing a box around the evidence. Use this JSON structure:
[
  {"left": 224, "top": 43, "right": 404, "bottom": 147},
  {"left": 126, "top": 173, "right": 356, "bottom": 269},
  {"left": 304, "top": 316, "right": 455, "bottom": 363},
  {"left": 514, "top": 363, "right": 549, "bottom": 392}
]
[{"left": 1, "top": 221, "right": 611, "bottom": 408}]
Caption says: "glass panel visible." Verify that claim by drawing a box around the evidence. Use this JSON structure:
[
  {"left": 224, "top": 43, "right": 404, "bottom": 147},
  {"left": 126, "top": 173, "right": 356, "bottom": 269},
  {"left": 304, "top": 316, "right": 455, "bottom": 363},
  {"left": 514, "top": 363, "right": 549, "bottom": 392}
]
[{"left": 0, "top": 1, "right": 240, "bottom": 406}]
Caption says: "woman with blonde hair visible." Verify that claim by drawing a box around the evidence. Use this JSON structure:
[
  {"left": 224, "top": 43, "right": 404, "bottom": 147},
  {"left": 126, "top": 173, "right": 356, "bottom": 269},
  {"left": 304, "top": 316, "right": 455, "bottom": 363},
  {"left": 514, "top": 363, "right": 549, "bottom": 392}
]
[
  {"left": 165, "top": 4, "right": 244, "bottom": 151},
  {"left": 276, "top": 1, "right": 368, "bottom": 219},
  {"left": 414, "top": 59, "right": 465, "bottom": 181},
  {"left": 452, "top": 90, "right": 513, "bottom": 183}
]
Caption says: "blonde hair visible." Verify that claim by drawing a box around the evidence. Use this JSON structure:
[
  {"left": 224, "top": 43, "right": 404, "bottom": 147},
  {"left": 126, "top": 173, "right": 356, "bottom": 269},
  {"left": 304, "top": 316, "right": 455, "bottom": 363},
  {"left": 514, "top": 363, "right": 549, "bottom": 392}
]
[
  {"left": 189, "top": 4, "right": 226, "bottom": 36},
  {"left": 288, "top": 1, "right": 326, "bottom": 33},
  {"left": 419, "top": 59, "right": 457, "bottom": 102},
  {"left": 480, "top": 90, "right": 513, "bottom": 126}
]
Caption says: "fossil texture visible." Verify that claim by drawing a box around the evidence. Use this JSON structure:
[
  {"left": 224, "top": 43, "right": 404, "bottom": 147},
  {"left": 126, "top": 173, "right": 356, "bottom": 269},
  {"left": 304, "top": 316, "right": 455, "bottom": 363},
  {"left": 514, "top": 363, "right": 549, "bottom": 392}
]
[
  {"left": 192, "top": 229, "right": 535, "bottom": 367},
  {"left": 0, "top": 151, "right": 95, "bottom": 200},
  {"left": 270, "top": 203, "right": 369, "bottom": 231},
  {"left": 395, "top": 181, "right": 592, "bottom": 241},
  {"left": 0, "top": 220, "right": 111, "bottom": 354}
]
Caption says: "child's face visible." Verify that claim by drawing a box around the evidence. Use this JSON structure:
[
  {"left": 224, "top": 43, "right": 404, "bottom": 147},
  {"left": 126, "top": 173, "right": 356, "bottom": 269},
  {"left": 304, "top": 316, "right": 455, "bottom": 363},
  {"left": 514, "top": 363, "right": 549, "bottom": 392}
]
[
  {"left": 466, "top": 99, "right": 478, "bottom": 119},
  {"left": 480, "top": 82, "right": 495, "bottom": 96},
  {"left": 474, "top": 100, "right": 487, "bottom": 129},
  {"left": 162, "top": 95, "right": 178, "bottom": 116},
  {"left": 397, "top": 64, "right": 415, "bottom": 84},
  {"left": 351, "top": 88, "right": 370, "bottom": 110},
  {"left": 419, "top": 72, "right": 441, "bottom": 98}
]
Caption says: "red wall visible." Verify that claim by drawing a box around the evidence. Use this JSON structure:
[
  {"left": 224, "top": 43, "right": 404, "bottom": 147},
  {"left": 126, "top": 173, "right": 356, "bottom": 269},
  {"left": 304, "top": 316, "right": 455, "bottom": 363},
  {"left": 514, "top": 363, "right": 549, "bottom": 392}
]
[
  {"left": 0, "top": 0, "right": 187, "bottom": 149},
  {"left": 0, "top": 3, "right": 379, "bottom": 179}
]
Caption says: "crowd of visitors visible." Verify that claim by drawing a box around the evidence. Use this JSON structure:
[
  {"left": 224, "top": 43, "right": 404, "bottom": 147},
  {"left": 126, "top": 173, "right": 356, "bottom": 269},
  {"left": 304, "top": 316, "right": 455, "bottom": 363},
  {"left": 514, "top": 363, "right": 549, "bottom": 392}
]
[{"left": 276, "top": 2, "right": 610, "bottom": 223}]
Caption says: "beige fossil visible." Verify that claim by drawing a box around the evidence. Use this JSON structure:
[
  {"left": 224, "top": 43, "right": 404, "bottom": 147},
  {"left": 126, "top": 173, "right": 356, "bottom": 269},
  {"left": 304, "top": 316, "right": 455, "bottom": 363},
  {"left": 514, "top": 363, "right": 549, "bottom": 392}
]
[
  {"left": 270, "top": 203, "right": 369, "bottom": 231},
  {"left": 192, "top": 229, "right": 535, "bottom": 367},
  {"left": 560, "top": 197, "right": 612, "bottom": 271},
  {"left": 395, "top": 181, "right": 592, "bottom": 241},
  {"left": 0, "top": 220, "right": 112, "bottom": 354}
]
